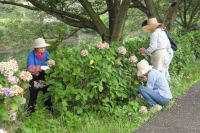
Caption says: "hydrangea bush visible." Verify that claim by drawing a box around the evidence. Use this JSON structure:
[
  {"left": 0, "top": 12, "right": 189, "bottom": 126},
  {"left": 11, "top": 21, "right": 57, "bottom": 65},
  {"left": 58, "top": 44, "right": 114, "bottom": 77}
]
[
  {"left": 46, "top": 39, "right": 149, "bottom": 116},
  {"left": 45, "top": 33, "right": 198, "bottom": 117},
  {"left": 0, "top": 59, "right": 32, "bottom": 123}
]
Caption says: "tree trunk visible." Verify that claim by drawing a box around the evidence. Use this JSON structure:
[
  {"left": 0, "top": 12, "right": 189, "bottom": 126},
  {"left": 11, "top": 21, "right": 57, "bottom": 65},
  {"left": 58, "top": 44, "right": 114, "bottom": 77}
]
[
  {"left": 163, "top": 0, "right": 182, "bottom": 31},
  {"left": 111, "top": 0, "right": 130, "bottom": 42},
  {"left": 144, "top": 0, "right": 161, "bottom": 21},
  {"left": 78, "top": 0, "right": 110, "bottom": 42}
]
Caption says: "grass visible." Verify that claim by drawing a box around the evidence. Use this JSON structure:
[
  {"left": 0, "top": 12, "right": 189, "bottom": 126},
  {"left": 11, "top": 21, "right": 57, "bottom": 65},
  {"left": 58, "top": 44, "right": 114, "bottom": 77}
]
[{"left": 4, "top": 60, "right": 200, "bottom": 133}]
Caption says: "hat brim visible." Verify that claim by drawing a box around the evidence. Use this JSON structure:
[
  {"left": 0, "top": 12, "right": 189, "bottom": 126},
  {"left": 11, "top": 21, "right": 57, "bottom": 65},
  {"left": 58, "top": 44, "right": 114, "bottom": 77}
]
[
  {"left": 34, "top": 43, "right": 50, "bottom": 48},
  {"left": 137, "top": 65, "right": 153, "bottom": 77},
  {"left": 142, "top": 23, "right": 161, "bottom": 32}
]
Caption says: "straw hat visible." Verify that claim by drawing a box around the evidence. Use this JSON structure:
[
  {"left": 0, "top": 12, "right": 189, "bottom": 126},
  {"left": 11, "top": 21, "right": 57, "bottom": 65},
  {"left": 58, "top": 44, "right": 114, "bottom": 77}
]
[
  {"left": 137, "top": 59, "right": 153, "bottom": 77},
  {"left": 33, "top": 38, "right": 50, "bottom": 48},
  {"left": 142, "top": 18, "right": 161, "bottom": 33}
]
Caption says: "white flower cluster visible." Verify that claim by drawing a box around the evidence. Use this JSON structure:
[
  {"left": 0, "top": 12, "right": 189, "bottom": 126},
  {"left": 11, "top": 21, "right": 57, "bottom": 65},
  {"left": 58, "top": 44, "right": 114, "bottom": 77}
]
[
  {"left": 19, "top": 71, "right": 32, "bottom": 82},
  {"left": 117, "top": 46, "right": 127, "bottom": 55},
  {"left": 0, "top": 129, "right": 7, "bottom": 133},
  {"left": 47, "top": 59, "right": 55, "bottom": 67},
  {"left": 8, "top": 110, "right": 17, "bottom": 121},
  {"left": 0, "top": 59, "right": 18, "bottom": 77},
  {"left": 96, "top": 42, "right": 110, "bottom": 49},
  {"left": 128, "top": 55, "right": 138, "bottom": 63},
  {"left": 9, "top": 85, "right": 24, "bottom": 97},
  {"left": 81, "top": 49, "right": 88, "bottom": 56},
  {"left": 139, "top": 106, "right": 148, "bottom": 114}
]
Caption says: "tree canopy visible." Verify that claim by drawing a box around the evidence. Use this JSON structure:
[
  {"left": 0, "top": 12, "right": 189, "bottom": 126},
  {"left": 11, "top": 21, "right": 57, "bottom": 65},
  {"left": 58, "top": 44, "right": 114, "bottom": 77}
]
[{"left": 0, "top": 0, "right": 185, "bottom": 42}]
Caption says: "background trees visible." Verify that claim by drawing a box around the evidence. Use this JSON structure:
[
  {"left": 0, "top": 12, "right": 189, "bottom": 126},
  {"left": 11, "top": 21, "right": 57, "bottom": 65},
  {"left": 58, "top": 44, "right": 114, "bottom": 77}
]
[
  {"left": 0, "top": 0, "right": 184, "bottom": 42},
  {"left": 176, "top": 0, "right": 200, "bottom": 32}
]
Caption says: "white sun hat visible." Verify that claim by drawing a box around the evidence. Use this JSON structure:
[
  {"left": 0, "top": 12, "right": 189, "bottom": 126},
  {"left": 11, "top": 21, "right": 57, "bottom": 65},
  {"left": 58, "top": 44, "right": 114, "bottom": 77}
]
[
  {"left": 137, "top": 59, "right": 153, "bottom": 77},
  {"left": 33, "top": 38, "right": 50, "bottom": 48}
]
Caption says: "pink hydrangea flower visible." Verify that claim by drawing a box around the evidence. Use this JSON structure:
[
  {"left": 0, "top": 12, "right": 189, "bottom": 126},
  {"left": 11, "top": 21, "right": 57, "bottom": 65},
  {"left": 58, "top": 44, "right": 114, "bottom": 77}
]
[
  {"left": 19, "top": 71, "right": 32, "bottom": 82},
  {"left": 128, "top": 55, "right": 138, "bottom": 63},
  {"left": 96, "top": 42, "right": 110, "bottom": 49},
  {"left": 9, "top": 85, "right": 23, "bottom": 97},
  {"left": 7, "top": 76, "right": 19, "bottom": 84},
  {"left": 117, "top": 46, "right": 127, "bottom": 55},
  {"left": 0, "top": 85, "right": 4, "bottom": 96},
  {"left": 81, "top": 49, "right": 88, "bottom": 56},
  {"left": 140, "top": 47, "right": 147, "bottom": 54}
]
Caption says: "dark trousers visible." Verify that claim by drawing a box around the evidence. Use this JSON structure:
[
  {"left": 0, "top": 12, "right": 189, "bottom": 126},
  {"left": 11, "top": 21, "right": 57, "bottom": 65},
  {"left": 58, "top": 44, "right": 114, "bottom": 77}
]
[{"left": 28, "top": 71, "right": 52, "bottom": 113}]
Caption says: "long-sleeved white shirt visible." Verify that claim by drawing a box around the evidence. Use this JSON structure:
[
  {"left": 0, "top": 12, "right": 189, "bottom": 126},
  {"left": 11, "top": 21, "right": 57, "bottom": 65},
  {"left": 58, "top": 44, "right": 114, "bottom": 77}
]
[{"left": 147, "top": 28, "right": 171, "bottom": 53}]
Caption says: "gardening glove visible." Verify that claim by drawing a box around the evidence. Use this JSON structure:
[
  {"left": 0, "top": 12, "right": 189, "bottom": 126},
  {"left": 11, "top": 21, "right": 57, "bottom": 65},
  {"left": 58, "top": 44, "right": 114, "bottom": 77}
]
[{"left": 41, "top": 66, "right": 50, "bottom": 71}]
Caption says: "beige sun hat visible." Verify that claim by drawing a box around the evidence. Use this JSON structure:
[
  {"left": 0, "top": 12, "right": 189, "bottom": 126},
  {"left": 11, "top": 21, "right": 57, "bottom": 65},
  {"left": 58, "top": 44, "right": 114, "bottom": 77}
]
[
  {"left": 137, "top": 59, "right": 153, "bottom": 77},
  {"left": 33, "top": 38, "right": 50, "bottom": 48},
  {"left": 142, "top": 18, "right": 161, "bottom": 33}
]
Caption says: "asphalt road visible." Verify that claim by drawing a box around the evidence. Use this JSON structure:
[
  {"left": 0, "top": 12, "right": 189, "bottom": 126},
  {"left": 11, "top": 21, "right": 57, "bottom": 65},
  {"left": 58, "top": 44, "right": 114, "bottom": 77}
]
[{"left": 134, "top": 81, "right": 200, "bottom": 133}]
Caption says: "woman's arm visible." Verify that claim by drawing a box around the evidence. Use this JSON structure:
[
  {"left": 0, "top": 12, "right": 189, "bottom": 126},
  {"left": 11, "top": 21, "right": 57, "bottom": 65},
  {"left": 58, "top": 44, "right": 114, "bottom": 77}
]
[
  {"left": 147, "top": 31, "right": 158, "bottom": 53},
  {"left": 27, "top": 52, "right": 41, "bottom": 76},
  {"left": 28, "top": 65, "right": 41, "bottom": 76}
]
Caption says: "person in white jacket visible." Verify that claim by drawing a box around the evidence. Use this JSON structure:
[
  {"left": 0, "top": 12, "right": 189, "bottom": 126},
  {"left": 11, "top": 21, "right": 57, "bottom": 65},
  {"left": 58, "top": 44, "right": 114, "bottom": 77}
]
[{"left": 141, "top": 18, "right": 173, "bottom": 82}]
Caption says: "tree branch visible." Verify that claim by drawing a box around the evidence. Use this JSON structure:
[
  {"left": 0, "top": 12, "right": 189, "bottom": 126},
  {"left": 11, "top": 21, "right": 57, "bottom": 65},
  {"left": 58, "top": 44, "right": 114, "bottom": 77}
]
[
  {"left": 130, "top": 0, "right": 147, "bottom": 15},
  {"left": 177, "top": 11, "right": 184, "bottom": 25},
  {"left": 51, "top": 13, "right": 95, "bottom": 29},
  {"left": 97, "top": 8, "right": 108, "bottom": 15},
  {"left": 28, "top": 0, "right": 89, "bottom": 22},
  {"left": 26, "top": 0, "right": 96, "bottom": 29},
  {"left": 163, "top": 0, "right": 183, "bottom": 31},
  {"left": 188, "top": 4, "right": 200, "bottom": 28},
  {"left": 0, "top": 1, "right": 38, "bottom": 10},
  {"left": 78, "top": 0, "right": 109, "bottom": 40},
  {"left": 144, "top": 0, "right": 161, "bottom": 21},
  {"left": 175, "top": 19, "right": 183, "bottom": 26}
]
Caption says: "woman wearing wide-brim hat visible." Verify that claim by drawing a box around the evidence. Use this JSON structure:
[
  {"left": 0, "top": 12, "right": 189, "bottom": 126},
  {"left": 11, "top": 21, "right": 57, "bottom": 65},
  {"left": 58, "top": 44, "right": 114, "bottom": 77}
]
[
  {"left": 142, "top": 18, "right": 173, "bottom": 82},
  {"left": 27, "top": 38, "right": 52, "bottom": 113},
  {"left": 137, "top": 59, "right": 172, "bottom": 112}
]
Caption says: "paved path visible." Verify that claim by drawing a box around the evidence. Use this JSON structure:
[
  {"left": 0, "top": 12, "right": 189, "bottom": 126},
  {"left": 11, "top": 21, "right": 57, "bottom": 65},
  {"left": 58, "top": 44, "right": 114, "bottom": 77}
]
[{"left": 134, "top": 81, "right": 200, "bottom": 133}]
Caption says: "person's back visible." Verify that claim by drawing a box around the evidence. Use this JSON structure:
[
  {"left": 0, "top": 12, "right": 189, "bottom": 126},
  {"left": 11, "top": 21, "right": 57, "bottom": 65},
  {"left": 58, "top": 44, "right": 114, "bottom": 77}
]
[
  {"left": 147, "top": 69, "right": 172, "bottom": 99},
  {"left": 149, "top": 28, "right": 170, "bottom": 51},
  {"left": 137, "top": 60, "right": 172, "bottom": 112},
  {"left": 141, "top": 18, "right": 173, "bottom": 82}
]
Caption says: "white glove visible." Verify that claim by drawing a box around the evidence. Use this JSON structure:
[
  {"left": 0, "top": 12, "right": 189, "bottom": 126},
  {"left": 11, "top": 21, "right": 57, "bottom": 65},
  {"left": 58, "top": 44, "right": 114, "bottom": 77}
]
[{"left": 41, "top": 66, "right": 50, "bottom": 70}]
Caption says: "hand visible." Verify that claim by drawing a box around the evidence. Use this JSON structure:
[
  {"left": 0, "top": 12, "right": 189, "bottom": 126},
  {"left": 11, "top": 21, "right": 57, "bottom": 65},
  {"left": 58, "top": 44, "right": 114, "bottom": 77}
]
[
  {"left": 41, "top": 66, "right": 50, "bottom": 70},
  {"left": 139, "top": 75, "right": 147, "bottom": 82}
]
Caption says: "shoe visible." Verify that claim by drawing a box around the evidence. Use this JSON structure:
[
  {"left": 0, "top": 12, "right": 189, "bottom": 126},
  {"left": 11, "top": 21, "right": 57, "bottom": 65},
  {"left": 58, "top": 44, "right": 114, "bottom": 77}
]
[{"left": 150, "top": 104, "right": 162, "bottom": 112}]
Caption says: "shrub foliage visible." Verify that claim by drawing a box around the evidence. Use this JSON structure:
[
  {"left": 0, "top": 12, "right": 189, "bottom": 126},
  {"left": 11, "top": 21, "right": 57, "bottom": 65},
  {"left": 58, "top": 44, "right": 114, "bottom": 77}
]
[
  {"left": 46, "top": 31, "right": 200, "bottom": 116},
  {"left": 46, "top": 39, "right": 149, "bottom": 116}
]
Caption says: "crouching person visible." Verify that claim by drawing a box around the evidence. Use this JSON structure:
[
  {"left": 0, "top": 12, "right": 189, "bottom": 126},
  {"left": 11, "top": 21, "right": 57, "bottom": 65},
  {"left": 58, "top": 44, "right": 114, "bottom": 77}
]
[
  {"left": 27, "top": 38, "right": 52, "bottom": 113},
  {"left": 137, "top": 59, "right": 172, "bottom": 111}
]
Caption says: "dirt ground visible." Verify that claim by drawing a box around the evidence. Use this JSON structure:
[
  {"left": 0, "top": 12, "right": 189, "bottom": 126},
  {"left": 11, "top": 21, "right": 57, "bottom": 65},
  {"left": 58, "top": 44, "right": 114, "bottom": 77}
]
[{"left": 134, "top": 81, "right": 200, "bottom": 133}]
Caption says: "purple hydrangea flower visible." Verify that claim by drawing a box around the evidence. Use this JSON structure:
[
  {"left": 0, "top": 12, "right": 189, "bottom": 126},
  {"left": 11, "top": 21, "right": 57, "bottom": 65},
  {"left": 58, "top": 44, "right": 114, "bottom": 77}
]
[{"left": 4, "top": 88, "right": 10, "bottom": 97}]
